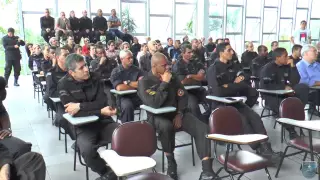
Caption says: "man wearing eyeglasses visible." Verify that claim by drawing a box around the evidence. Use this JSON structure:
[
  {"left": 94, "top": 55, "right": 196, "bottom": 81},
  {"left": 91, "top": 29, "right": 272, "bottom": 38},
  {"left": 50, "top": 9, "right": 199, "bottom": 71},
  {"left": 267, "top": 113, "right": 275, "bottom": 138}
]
[
  {"left": 40, "top": 8, "right": 55, "bottom": 44},
  {"left": 55, "top": 12, "right": 73, "bottom": 43}
]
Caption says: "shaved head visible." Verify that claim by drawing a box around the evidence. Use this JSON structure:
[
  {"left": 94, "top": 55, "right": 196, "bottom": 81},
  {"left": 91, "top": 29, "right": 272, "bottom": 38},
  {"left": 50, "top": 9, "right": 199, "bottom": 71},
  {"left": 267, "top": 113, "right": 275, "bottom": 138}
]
[{"left": 151, "top": 52, "right": 167, "bottom": 66}]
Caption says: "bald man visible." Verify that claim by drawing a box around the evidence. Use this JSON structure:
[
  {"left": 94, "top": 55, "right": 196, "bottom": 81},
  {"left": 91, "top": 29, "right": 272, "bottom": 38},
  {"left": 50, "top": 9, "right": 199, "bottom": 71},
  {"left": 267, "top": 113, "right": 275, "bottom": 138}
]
[
  {"left": 79, "top": 10, "right": 93, "bottom": 42},
  {"left": 137, "top": 53, "right": 217, "bottom": 180},
  {"left": 139, "top": 40, "right": 157, "bottom": 73}
]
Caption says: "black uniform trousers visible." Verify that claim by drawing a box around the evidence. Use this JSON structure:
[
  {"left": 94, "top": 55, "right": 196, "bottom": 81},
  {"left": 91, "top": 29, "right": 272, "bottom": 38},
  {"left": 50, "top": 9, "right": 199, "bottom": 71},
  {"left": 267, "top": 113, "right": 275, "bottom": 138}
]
[
  {"left": 80, "top": 30, "right": 93, "bottom": 42},
  {"left": 94, "top": 30, "right": 114, "bottom": 43},
  {"left": 4, "top": 59, "right": 21, "bottom": 82},
  {"left": 103, "top": 81, "right": 116, "bottom": 108},
  {"left": 0, "top": 136, "right": 32, "bottom": 160},
  {"left": 10, "top": 152, "right": 46, "bottom": 180},
  {"left": 119, "top": 96, "right": 141, "bottom": 123},
  {"left": 187, "top": 88, "right": 210, "bottom": 123},
  {"left": 149, "top": 112, "right": 211, "bottom": 159},
  {"left": 76, "top": 120, "right": 119, "bottom": 175},
  {"left": 41, "top": 30, "right": 55, "bottom": 43}
]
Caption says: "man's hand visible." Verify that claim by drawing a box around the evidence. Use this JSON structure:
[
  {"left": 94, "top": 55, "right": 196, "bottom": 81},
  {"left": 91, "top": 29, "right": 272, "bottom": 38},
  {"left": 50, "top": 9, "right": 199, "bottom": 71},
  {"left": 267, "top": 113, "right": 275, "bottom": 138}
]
[
  {"left": 64, "top": 103, "right": 80, "bottom": 116},
  {"left": 86, "top": 29, "right": 90, "bottom": 33},
  {"left": 161, "top": 71, "right": 172, "bottom": 83},
  {"left": 99, "top": 57, "right": 107, "bottom": 65},
  {"left": 234, "top": 76, "right": 244, "bottom": 83},
  {"left": 39, "top": 71, "right": 44, "bottom": 75},
  {"left": 0, "top": 164, "right": 10, "bottom": 180},
  {"left": 222, "top": 84, "right": 228, "bottom": 88},
  {"left": 186, "top": 75, "right": 193, "bottom": 79},
  {"left": 287, "top": 58, "right": 295, "bottom": 67},
  {"left": 14, "top": 45, "right": 19, "bottom": 49},
  {"left": 285, "top": 86, "right": 293, "bottom": 90},
  {"left": 46, "top": 28, "right": 50, "bottom": 32},
  {"left": 138, "top": 76, "right": 144, "bottom": 81},
  {"left": 173, "top": 113, "right": 182, "bottom": 129},
  {"left": 0, "top": 130, "right": 11, "bottom": 139},
  {"left": 101, "top": 106, "right": 117, "bottom": 116}
]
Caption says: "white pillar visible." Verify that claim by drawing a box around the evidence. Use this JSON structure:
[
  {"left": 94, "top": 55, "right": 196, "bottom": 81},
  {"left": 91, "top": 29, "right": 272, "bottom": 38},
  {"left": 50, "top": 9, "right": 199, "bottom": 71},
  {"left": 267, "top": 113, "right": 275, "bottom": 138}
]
[{"left": 196, "top": 0, "right": 209, "bottom": 40}]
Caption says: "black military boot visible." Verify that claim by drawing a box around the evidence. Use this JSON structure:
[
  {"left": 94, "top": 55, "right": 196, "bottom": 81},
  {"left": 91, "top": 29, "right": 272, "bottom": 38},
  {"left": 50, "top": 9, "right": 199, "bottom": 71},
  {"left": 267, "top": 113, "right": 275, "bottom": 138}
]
[
  {"left": 167, "top": 154, "right": 178, "bottom": 180},
  {"left": 14, "top": 77, "right": 19, "bottom": 86},
  {"left": 4, "top": 77, "right": 8, "bottom": 88},
  {"left": 256, "top": 142, "right": 282, "bottom": 166},
  {"left": 199, "top": 158, "right": 217, "bottom": 180}
]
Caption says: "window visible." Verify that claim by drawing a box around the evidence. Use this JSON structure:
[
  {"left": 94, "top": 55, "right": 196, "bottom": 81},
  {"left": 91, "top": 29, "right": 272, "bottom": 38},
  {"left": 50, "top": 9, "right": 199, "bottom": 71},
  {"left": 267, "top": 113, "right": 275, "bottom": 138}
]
[
  {"left": 263, "top": 34, "right": 277, "bottom": 51},
  {"left": 175, "top": 0, "right": 196, "bottom": 3},
  {"left": 22, "top": 14, "right": 46, "bottom": 44},
  {"left": 150, "top": 0, "right": 172, "bottom": 15},
  {"left": 22, "top": 0, "right": 54, "bottom": 11},
  {"left": 226, "top": 35, "right": 242, "bottom": 55},
  {"left": 264, "top": 0, "right": 278, "bottom": 7},
  {"left": 226, "top": 7, "right": 243, "bottom": 33},
  {"left": 244, "top": 41, "right": 259, "bottom": 52},
  {"left": 91, "top": 0, "right": 118, "bottom": 12},
  {"left": 245, "top": 18, "right": 260, "bottom": 41},
  {"left": 246, "top": 0, "right": 261, "bottom": 17},
  {"left": 209, "top": 0, "right": 224, "bottom": 16},
  {"left": 58, "top": 0, "right": 86, "bottom": 17},
  {"left": 150, "top": 17, "right": 172, "bottom": 41},
  {"left": 209, "top": 18, "right": 223, "bottom": 39},
  {"left": 310, "top": 20, "right": 320, "bottom": 40},
  {"left": 278, "top": 42, "right": 291, "bottom": 53},
  {"left": 295, "top": 9, "right": 308, "bottom": 29},
  {"left": 280, "top": 0, "right": 294, "bottom": 17},
  {"left": 227, "top": 0, "right": 243, "bottom": 5},
  {"left": 121, "top": 3, "right": 146, "bottom": 33},
  {"left": 279, "top": 19, "right": 293, "bottom": 41},
  {"left": 297, "top": 0, "right": 309, "bottom": 8},
  {"left": 175, "top": 4, "right": 196, "bottom": 34},
  {"left": 311, "top": 0, "right": 320, "bottom": 18},
  {"left": 263, "top": 8, "right": 278, "bottom": 33}
]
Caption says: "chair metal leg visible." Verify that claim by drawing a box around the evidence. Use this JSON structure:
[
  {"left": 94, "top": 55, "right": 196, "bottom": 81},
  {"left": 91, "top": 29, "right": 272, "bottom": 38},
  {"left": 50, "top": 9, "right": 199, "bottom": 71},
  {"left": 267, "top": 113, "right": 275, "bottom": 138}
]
[
  {"left": 281, "top": 126, "right": 284, "bottom": 143},
  {"left": 265, "top": 168, "right": 272, "bottom": 180},
  {"left": 86, "top": 166, "right": 89, "bottom": 180},
  {"left": 273, "top": 120, "right": 277, "bottom": 129},
  {"left": 229, "top": 174, "right": 235, "bottom": 180},
  {"left": 260, "top": 107, "right": 265, "bottom": 117},
  {"left": 162, "top": 150, "right": 165, "bottom": 173},
  {"left": 237, "top": 174, "right": 244, "bottom": 180},
  {"left": 58, "top": 126, "right": 61, "bottom": 140},
  {"left": 213, "top": 142, "right": 217, "bottom": 158},
  {"left": 65, "top": 132, "right": 68, "bottom": 153},
  {"left": 73, "top": 145, "right": 77, "bottom": 171},
  {"left": 191, "top": 136, "right": 195, "bottom": 166},
  {"left": 275, "top": 145, "right": 290, "bottom": 178}
]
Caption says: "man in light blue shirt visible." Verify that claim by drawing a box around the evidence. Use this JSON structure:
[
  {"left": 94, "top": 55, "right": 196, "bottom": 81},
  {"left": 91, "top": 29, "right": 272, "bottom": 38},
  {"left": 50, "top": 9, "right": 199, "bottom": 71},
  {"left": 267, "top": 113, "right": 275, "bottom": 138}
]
[
  {"left": 296, "top": 44, "right": 320, "bottom": 87},
  {"left": 108, "top": 9, "right": 124, "bottom": 40}
]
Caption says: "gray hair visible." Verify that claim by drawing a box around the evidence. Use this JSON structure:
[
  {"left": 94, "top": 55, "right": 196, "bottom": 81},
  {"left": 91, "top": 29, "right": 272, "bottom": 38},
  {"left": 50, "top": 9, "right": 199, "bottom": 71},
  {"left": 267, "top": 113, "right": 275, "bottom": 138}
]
[
  {"left": 49, "top": 37, "right": 57, "bottom": 45},
  {"left": 301, "top": 44, "right": 317, "bottom": 56},
  {"left": 119, "top": 50, "right": 133, "bottom": 59},
  {"left": 120, "top": 42, "right": 130, "bottom": 50},
  {"left": 65, "top": 53, "right": 85, "bottom": 71}
]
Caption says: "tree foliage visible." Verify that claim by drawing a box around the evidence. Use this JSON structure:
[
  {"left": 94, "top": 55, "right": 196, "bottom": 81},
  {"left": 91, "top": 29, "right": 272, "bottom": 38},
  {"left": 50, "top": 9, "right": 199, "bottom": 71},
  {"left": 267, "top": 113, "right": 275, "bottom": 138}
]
[{"left": 121, "top": 7, "right": 137, "bottom": 33}]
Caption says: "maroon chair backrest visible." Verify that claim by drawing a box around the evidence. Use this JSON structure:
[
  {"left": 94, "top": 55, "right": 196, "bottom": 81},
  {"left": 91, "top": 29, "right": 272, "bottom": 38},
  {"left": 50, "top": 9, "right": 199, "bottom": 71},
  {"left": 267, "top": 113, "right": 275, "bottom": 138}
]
[
  {"left": 279, "top": 97, "right": 305, "bottom": 121},
  {"left": 111, "top": 121, "right": 157, "bottom": 157},
  {"left": 209, "top": 106, "right": 243, "bottom": 135}
]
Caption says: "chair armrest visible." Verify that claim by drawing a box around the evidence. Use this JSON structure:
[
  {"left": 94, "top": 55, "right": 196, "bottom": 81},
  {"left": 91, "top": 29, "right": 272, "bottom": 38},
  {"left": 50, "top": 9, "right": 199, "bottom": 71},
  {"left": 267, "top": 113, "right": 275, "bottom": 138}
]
[
  {"left": 140, "top": 105, "right": 176, "bottom": 114},
  {"left": 206, "top": 134, "right": 268, "bottom": 145},
  {"left": 206, "top": 96, "right": 243, "bottom": 104},
  {"left": 62, "top": 113, "right": 99, "bottom": 126},
  {"left": 98, "top": 149, "right": 156, "bottom": 177},
  {"left": 50, "top": 97, "right": 61, "bottom": 103},
  {"left": 36, "top": 74, "right": 44, "bottom": 78},
  {"left": 110, "top": 89, "right": 137, "bottom": 95},
  {"left": 184, "top": 85, "right": 201, "bottom": 90},
  {"left": 257, "top": 89, "right": 294, "bottom": 95},
  {"left": 41, "top": 81, "right": 46, "bottom": 86},
  {"left": 277, "top": 118, "right": 320, "bottom": 131}
]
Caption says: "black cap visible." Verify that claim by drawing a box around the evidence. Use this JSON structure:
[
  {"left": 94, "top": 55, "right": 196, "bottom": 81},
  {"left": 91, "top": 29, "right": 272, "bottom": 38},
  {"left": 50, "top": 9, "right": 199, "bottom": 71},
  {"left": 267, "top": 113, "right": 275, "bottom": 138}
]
[{"left": 8, "top": 28, "right": 15, "bottom": 33}]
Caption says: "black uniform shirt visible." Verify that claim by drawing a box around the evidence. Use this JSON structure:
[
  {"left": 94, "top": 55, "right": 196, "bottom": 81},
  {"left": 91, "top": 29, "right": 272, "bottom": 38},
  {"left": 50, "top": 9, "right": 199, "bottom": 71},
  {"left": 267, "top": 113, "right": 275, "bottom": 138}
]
[
  {"left": 139, "top": 54, "right": 152, "bottom": 73},
  {"left": 172, "top": 58, "right": 204, "bottom": 85},
  {"left": 138, "top": 71, "right": 188, "bottom": 119},
  {"left": 0, "top": 143, "right": 12, "bottom": 169},
  {"left": 259, "top": 61, "right": 300, "bottom": 90},
  {"left": 251, "top": 55, "right": 272, "bottom": 77},
  {"left": 46, "top": 65, "right": 67, "bottom": 98},
  {"left": 110, "top": 65, "right": 144, "bottom": 89},
  {"left": 289, "top": 55, "right": 302, "bottom": 65},
  {"left": 69, "top": 17, "right": 80, "bottom": 31},
  {"left": 2, "top": 35, "right": 25, "bottom": 60},
  {"left": 90, "top": 58, "right": 118, "bottom": 80},
  {"left": 93, "top": 16, "right": 107, "bottom": 31},
  {"left": 40, "top": 16, "right": 55, "bottom": 31},
  {"left": 79, "top": 16, "right": 93, "bottom": 31},
  {"left": 241, "top": 50, "right": 258, "bottom": 68}
]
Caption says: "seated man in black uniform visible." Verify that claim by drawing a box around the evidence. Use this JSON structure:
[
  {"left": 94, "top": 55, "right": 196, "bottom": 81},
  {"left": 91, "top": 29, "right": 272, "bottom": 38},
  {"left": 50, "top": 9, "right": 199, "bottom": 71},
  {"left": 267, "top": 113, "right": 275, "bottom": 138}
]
[
  {"left": 110, "top": 50, "right": 143, "bottom": 123},
  {"left": 241, "top": 41, "right": 258, "bottom": 77},
  {"left": 172, "top": 44, "right": 210, "bottom": 122},
  {"left": 251, "top": 45, "right": 272, "bottom": 89},
  {"left": 289, "top": 44, "right": 302, "bottom": 65},
  {"left": 138, "top": 52, "right": 217, "bottom": 180},
  {"left": 58, "top": 54, "right": 119, "bottom": 180},
  {"left": 40, "top": 9, "right": 55, "bottom": 44},
  {"left": 207, "top": 43, "right": 281, "bottom": 164},
  {"left": 44, "top": 47, "right": 69, "bottom": 126},
  {"left": 260, "top": 47, "right": 309, "bottom": 139}
]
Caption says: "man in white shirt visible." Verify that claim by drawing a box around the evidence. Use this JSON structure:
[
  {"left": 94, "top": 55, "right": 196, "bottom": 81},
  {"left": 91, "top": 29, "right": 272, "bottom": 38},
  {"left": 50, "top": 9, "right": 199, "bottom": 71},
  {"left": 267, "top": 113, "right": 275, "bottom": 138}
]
[{"left": 291, "top": 20, "right": 311, "bottom": 46}]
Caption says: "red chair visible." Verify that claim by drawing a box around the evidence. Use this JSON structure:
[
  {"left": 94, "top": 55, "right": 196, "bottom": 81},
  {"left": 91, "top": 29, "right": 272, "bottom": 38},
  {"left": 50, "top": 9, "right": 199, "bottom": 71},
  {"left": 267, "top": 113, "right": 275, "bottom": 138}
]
[
  {"left": 127, "top": 173, "right": 173, "bottom": 180},
  {"left": 208, "top": 106, "right": 272, "bottom": 180}
]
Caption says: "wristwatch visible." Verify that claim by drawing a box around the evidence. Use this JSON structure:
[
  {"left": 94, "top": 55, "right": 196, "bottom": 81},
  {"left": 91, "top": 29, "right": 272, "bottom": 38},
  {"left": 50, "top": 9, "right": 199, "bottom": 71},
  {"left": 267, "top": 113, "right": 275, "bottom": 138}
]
[{"left": 126, "top": 80, "right": 131, "bottom": 86}]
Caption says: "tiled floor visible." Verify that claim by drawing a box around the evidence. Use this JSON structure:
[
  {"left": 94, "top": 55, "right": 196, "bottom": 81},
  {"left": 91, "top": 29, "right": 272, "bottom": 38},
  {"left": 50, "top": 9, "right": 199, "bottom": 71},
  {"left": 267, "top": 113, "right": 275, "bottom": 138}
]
[{"left": 4, "top": 75, "right": 319, "bottom": 180}]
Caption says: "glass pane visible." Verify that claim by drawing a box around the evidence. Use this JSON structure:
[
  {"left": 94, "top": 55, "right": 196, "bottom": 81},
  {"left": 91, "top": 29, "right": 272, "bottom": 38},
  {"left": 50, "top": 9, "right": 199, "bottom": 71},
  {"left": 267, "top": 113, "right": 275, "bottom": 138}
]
[
  {"left": 311, "top": 0, "right": 320, "bottom": 18},
  {"left": 226, "top": 7, "right": 243, "bottom": 33},
  {"left": 23, "top": 14, "right": 46, "bottom": 44},
  {"left": 227, "top": 0, "right": 243, "bottom": 5},
  {"left": 279, "top": 19, "right": 293, "bottom": 41},
  {"left": 245, "top": 18, "right": 260, "bottom": 41},
  {"left": 150, "top": 17, "right": 172, "bottom": 41},
  {"left": 264, "top": 0, "right": 278, "bottom": 6},
  {"left": 295, "top": 9, "right": 308, "bottom": 29},
  {"left": 175, "top": 0, "right": 196, "bottom": 3},
  {"left": 244, "top": 41, "right": 259, "bottom": 52},
  {"left": 263, "top": 34, "right": 277, "bottom": 51},
  {"left": 310, "top": 20, "right": 320, "bottom": 40},
  {"left": 22, "top": 0, "right": 54, "bottom": 11},
  {"left": 279, "top": 42, "right": 291, "bottom": 53},
  {"left": 280, "top": 0, "right": 294, "bottom": 17},
  {"left": 176, "top": 4, "right": 196, "bottom": 34},
  {"left": 297, "top": 0, "right": 309, "bottom": 8},
  {"left": 121, "top": 3, "right": 146, "bottom": 33},
  {"left": 133, "top": 36, "right": 147, "bottom": 44},
  {"left": 246, "top": 0, "right": 261, "bottom": 17},
  {"left": 58, "top": 0, "right": 86, "bottom": 17},
  {"left": 91, "top": 0, "right": 118, "bottom": 12},
  {"left": 263, "top": 8, "right": 278, "bottom": 33},
  {"left": 209, "top": 18, "right": 223, "bottom": 39},
  {"left": 226, "top": 35, "right": 242, "bottom": 55},
  {"left": 209, "top": 0, "right": 224, "bottom": 16},
  {"left": 150, "top": 0, "right": 172, "bottom": 14}
]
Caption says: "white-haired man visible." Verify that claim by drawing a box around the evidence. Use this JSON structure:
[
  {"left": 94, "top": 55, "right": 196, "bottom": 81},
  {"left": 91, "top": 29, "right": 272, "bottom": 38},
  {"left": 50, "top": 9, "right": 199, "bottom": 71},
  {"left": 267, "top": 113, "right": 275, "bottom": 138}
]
[{"left": 110, "top": 50, "right": 144, "bottom": 123}]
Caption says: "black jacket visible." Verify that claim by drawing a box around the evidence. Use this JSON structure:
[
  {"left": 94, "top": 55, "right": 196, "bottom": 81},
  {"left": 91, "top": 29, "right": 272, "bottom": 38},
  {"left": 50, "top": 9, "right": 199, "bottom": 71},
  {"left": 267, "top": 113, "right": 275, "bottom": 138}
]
[
  {"left": 45, "top": 65, "right": 67, "bottom": 98},
  {"left": 205, "top": 43, "right": 216, "bottom": 53},
  {"left": 251, "top": 55, "right": 271, "bottom": 77},
  {"left": 110, "top": 65, "right": 144, "bottom": 89},
  {"left": 131, "top": 43, "right": 141, "bottom": 58},
  {"left": 93, "top": 16, "right": 107, "bottom": 31},
  {"left": 58, "top": 73, "right": 112, "bottom": 120},
  {"left": 139, "top": 53, "right": 152, "bottom": 73},
  {"left": 122, "top": 34, "right": 134, "bottom": 44},
  {"left": 90, "top": 58, "right": 118, "bottom": 80},
  {"left": 172, "top": 58, "right": 205, "bottom": 86},
  {"left": 289, "top": 55, "right": 302, "bottom": 65},
  {"left": 2, "top": 35, "right": 25, "bottom": 61},
  {"left": 192, "top": 48, "right": 205, "bottom": 65},
  {"left": 69, "top": 17, "right": 80, "bottom": 31},
  {"left": 138, "top": 71, "right": 189, "bottom": 119},
  {"left": 0, "top": 143, "right": 12, "bottom": 169},
  {"left": 40, "top": 16, "right": 55, "bottom": 31},
  {"left": 241, "top": 51, "right": 258, "bottom": 68},
  {"left": 79, "top": 16, "right": 93, "bottom": 31},
  {"left": 40, "top": 57, "right": 53, "bottom": 74},
  {"left": 28, "top": 53, "right": 44, "bottom": 71}
]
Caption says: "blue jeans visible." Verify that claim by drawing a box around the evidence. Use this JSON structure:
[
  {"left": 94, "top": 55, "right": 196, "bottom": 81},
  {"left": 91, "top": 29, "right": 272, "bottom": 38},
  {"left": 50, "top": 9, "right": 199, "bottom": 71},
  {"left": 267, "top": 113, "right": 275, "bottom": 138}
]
[{"left": 109, "top": 29, "right": 124, "bottom": 39}]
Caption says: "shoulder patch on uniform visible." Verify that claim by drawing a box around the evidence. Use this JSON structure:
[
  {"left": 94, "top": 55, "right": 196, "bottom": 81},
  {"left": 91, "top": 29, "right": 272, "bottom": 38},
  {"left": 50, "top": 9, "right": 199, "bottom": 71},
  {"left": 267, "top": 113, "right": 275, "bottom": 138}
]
[
  {"left": 146, "top": 89, "right": 156, "bottom": 96},
  {"left": 177, "top": 89, "right": 184, "bottom": 97}
]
